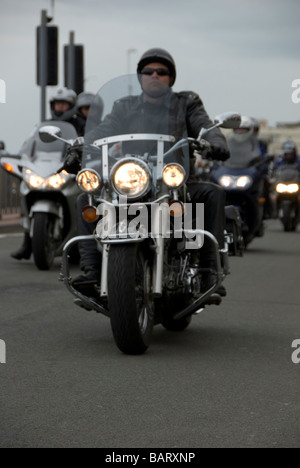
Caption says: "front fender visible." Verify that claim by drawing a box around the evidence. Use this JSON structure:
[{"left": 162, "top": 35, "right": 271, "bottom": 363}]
[{"left": 29, "top": 200, "right": 61, "bottom": 218}]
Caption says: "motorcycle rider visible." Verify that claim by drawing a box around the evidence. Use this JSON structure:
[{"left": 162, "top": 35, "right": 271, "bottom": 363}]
[
  {"left": 68, "top": 48, "right": 230, "bottom": 298},
  {"left": 76, "top": 92, "right": 104, "bottom": 132},
  {"left": 274, "top": 139, "right": 300, "bottom": 169},
  {"left": 226, "top": 115, "right": 272, "bottom": 219},
  {"left": 49, "top": 87, "right": 85, "bottom": 136},
  {"left": 226, "top": 116, "right": 262, "bottom": 167},
  {"left": 11, "top": 87, "right": 81, "bottom": 261}
]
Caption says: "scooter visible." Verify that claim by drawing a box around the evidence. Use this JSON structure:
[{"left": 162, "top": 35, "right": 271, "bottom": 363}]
[
  {"left": 272, "top": 163, "right": 300, "bottom": 231},
  {"left": 0, "top": 121, "right": 81, "bottom": 270}
]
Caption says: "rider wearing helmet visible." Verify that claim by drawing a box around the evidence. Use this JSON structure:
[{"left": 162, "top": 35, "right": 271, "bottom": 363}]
[
  {"left": 70, "top": 48, "right": 230, "bottom": 299},
  {"left": 275, "top": 139, "right": 300, "bottom": 168},
  {"left": 11, "top": 87, "right": 82, "bottom": 261},
  {"left": 226, "top": 115, "right": 262, "bottom": 168},
  {"left": 76, "top": 92, "right": 104, "bottom": 133},
  {"left": 49, "top": 87, "right": 85, "bottom": 136}
]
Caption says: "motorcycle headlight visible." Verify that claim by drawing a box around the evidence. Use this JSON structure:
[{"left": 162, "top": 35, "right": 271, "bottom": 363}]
[
  {"left": 25, "top": 170, "right": 45, "bottom": 189},
  {"left": 276, "top": 183, "right": 299, "bottom": 194},
  {"left": 77, "top": 169, "right": 101, "bottom": 192},
  {"left": 219, "top": 175, "right": 253, "bottom": 190},
  {"left": 162, "top": 164, "right": 185, "bottom": 189},
  {"left": 25, "top": 169, "right": 69, "bottom": 190},
  {"left": 236, "top": 175, "right": 253, "bottom": 189},
  {"left": 111, "top": 159, "right": 151, "bottom": 198},
  {"left": 276, "top": 183, "right": 287, "bottom": 193},
  {"left": 47, "top": 172, "right": 68, "bottom": 189},
  {"left": 287, "top": 183, "right": 300, "bottom": 193},
  {"left": 219, "top": 175, "right": 236, "bottom": 189}
]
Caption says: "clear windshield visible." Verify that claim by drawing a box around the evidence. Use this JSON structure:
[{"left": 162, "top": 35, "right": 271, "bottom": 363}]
[
  {"left": 20, "top": 121, "right": 78, "bottom": 162},
  {"left": 82, "top": 74, "right": 190, "bottom": 178}
]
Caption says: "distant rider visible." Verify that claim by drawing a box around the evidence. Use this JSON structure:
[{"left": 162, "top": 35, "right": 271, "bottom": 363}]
[
  {"left": 274, "top": 139, "right": 300, "bottom": 169},
  {"left": 11, "top": 87, "right": 81, "bottom": 261}
]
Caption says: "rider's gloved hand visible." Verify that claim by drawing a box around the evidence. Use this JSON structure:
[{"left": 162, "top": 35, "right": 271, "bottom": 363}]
[
  {"left": 62, "top": 137, "right": 85, "bottom": 174},
  {"left": 63, "top": 150, "right": 82, "bottom": 174},
  {"left": 207, "top": 145, "right": 230, "bottom": 161},
  {"left": 191, "top": 138, "right": 211, "bottom": 154}
]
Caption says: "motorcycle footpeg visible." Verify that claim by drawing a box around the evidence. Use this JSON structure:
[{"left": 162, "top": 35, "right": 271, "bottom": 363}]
[{"left": 203, "top": 293, "right": 222, "bottom": 306}]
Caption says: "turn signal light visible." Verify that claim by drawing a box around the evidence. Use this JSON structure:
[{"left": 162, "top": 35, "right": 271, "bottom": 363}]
[
  {"left": 3, "top": 163, "right": 14, "bottom": 173},
  {"left": 82, "top": 205, "right": 99, "bottom": 223},
  {"left": 169, "top": 200, "right": 184, "bottom": 217},
  {"left": 258, "top": 197, "right": 266, "bottom": 205}
]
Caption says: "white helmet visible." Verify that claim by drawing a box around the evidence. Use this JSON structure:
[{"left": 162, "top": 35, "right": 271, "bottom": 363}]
[
  {"left": 76, "top": 92, "right": 95, "bottom": 109},
  {"left": 49, "top": 87, "right": 77, "bottom": 121},
  {"left": 231, "top": 115, "right": 254, "bottom": 143}
]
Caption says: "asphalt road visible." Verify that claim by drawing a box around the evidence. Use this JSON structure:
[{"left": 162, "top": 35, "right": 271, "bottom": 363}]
[{"left": 0, "top": 220, "right": 299, "bottom": 448}]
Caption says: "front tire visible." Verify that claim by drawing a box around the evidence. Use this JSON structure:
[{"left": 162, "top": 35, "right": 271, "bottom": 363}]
[
  {"left": 108, "top": 243, "right": 154, "bottom": 355},
  {"left": 32, "top": 213, "right": 57, "bottom": 270},
  {"left": 281, "top": 202, "right": 293, "bottom": 232}
]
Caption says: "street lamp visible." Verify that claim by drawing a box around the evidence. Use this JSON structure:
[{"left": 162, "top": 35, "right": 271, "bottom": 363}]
[{"left": 127, "top": 49, "right": 137, "bottom": 95}]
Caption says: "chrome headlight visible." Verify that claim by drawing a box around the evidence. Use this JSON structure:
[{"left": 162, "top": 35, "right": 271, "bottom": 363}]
[
  {"left": 162, "top": 163, "right": 186, "bottom": 189},
  {"left": 25, "top": 169, "right": 69, "bottom": 190},
  {"left": 77, "top": 169, "right": 101, "bottom": 192},
  {"left": 276, "top": 183, "right": 299, "bottom": 194},
  {"left": 111, "top": 159, "right": 151, "bottom": 198}
]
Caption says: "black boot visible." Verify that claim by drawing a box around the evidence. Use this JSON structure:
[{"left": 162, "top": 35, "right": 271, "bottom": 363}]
[
  {"left": 201, "top": 270, "right": 227, "bottom": 297},
  {"left": 200, "top": 251, "right": 227, "bottom": 298},
  {"left": 71, "top": 268, "right": 100, "bottom": 299},
  {"left": 11, "top": 233, "right": 32, "bottom": 260}
]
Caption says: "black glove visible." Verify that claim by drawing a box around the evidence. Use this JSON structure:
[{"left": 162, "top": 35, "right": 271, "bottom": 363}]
[
  {"left": 190, "top": 138, "right": 211, "bottom": 154},
  {"left": 63, "top": 150, "right": 82, "bottom": 175},
  {"left": 207, "top": 145, "right": 230, "bottom": 161}
]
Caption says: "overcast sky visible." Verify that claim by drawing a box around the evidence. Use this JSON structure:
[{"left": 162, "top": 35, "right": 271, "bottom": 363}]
[{"left": 0, "top": 0, "right": 299, "bottom": 152}]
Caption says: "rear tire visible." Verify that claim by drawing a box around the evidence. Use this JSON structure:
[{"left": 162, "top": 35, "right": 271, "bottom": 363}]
[{"left": 108, "top": 244, "right": 154, "bottom": 355}]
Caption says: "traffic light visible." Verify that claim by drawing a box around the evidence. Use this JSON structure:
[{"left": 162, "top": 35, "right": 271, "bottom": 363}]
[
  {"left": 64, "top": 43, "right": 84, "bottom": 94},
  {"left": 36, "top": 25, "right": 58, "bottom": 86}
]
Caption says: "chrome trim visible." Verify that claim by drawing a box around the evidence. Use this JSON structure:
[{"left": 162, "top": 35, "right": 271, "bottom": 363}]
[
  {"left": 92, "top": 133, "right": 175, "bottom": 147},
  {"left": 60, "top": 235, "right": 109, "bottom": 316}
]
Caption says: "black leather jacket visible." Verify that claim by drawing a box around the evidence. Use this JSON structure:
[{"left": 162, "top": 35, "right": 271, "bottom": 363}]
[{"left": 85, "top": 90, "right": 229, "bottom": 181}]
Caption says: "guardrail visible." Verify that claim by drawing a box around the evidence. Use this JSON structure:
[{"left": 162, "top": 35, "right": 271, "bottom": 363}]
[{"left": 0, "top": 167, "right": 21, "bottom": 219}]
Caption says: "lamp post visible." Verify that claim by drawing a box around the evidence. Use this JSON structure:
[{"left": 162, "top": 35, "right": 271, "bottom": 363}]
[{"left": 127, "top": 48, "right": 137, "bottom": 95}]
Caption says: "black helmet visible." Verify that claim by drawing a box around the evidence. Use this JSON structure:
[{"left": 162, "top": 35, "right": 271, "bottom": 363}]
[{"left": 137, "top": 48, "right": 176, "bottom": 87}]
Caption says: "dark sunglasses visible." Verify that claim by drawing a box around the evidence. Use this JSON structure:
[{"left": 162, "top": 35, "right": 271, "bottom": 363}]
[{"left": 140, "top": 68, "right": 170, "bottom": 77}]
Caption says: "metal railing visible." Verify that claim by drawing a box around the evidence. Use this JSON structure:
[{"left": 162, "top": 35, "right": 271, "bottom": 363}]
[{"left": 0, "top": 168, "right": 21, "bottom": 219}]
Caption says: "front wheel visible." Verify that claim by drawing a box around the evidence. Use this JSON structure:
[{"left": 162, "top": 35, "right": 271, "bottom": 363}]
[
  {"left": 108, "top": 243, "right": 154, "bottom": 355},
  {"left": 281, "top": 202, "right": 294, "bottom": 232},
  {"left": 32, "top": 213, "right": 57, "bottom": 270}
]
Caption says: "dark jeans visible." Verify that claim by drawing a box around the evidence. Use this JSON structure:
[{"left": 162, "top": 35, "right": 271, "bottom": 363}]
[
  {"left": 77, "top": 181, "right": 226, "bottom": 272},
  {"left": 187, "top": 181, "right": 226, "bottom": 268}
]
